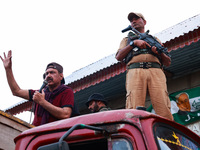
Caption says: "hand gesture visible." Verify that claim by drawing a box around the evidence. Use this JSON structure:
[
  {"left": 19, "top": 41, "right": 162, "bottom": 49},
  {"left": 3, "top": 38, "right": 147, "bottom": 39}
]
[
  {"left": 151, "top": 46, "right": 159, "bottom": 55},
  {"left": 0, "top": 50, "right": 12, "bottom": 69},
  {"left": 151, "top": 42, "right": 164, "bottom": 55},
  {"left": 134, "top": 40, "right": 151, "bottom": 49},
  {"left": 33, "top": 90, "right": 46, "bottom": 105}
]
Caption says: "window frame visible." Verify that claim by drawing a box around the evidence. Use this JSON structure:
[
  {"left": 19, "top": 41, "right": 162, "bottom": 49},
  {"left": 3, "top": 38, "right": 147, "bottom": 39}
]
[{"left": 153, "top": 122, "right": 200, "bottom": 150}]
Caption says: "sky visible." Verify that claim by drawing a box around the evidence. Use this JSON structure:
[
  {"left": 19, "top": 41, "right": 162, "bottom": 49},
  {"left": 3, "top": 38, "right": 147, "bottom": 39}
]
[{"left": 0, "top": 0, "right": 199, "bottom": 123}]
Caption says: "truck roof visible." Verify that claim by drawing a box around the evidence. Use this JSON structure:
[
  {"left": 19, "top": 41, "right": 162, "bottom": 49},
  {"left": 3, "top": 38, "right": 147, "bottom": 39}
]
[{"left": 14, "top": 109, "right": 175, "bottom": 142}]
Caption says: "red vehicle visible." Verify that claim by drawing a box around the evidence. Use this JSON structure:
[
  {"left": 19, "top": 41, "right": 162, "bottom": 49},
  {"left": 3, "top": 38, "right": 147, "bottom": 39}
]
[{"left": 14, "top": 109, "right": 200, "bottom": 150}]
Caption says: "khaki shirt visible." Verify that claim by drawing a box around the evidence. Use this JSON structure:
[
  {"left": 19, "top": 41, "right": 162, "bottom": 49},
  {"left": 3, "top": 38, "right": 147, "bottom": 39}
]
[{"left": 116, "top": 37, "right": 161, "bottom": 66}]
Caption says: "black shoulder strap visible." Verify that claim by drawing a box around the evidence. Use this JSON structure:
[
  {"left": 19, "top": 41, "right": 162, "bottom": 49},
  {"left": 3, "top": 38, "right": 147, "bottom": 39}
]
[
  {"left": 124, "top": 32, "right": 139, "bottom": 64},
  {"left": 127, "top": 32, "right": 139, "bottom": 45}
]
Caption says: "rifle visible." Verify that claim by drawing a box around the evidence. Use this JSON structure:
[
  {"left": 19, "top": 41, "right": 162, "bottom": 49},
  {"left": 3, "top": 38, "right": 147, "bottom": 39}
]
[{"left": 121, "top": 25, "right": 168, "bottom": 54}]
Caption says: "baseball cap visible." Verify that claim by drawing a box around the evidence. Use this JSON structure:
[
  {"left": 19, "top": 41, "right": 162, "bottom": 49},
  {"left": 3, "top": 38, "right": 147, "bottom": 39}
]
[
  {"left": 46, "top": 62, "right": 63, "bottom": 73},
  {"left": 45, "top": 62, "right": 65, "bottom": 84},
  {"left": 128, "top": 12, "right": 145, "bottom": 21}
]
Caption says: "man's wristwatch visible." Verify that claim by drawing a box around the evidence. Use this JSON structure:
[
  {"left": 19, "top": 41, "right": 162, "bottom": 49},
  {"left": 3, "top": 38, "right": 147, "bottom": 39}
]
[{"left": 129, "top": 40, "right": 135, "bottom": 47}]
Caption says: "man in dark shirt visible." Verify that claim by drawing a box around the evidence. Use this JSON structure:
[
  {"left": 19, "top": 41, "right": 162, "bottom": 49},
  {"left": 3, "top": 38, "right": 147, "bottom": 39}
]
[
  {"left": 1, "top": 50, "right": 79, "bottom": 126},
  {"left": 86, "top": 93, "right": 111, "bottom": 113}
]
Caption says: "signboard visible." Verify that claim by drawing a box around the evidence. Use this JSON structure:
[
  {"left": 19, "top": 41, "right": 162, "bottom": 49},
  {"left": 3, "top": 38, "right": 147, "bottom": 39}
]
[{"left": 148, "top": 87, "right": 200, "bottom": 125}]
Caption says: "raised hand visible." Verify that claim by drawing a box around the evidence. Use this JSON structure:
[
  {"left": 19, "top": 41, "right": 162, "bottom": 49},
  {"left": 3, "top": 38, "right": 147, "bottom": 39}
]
[
  {"left": 33, "top": 90, "right": 46, "bottom": 105},
  {"left": 0, "top": 50, "right": 12, "bottom": 69}
]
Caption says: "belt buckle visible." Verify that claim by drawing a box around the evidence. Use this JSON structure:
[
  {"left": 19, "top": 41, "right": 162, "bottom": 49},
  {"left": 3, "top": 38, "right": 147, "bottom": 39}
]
[{"left": 140, "top": 62, "right": 151, "bottom": 69}]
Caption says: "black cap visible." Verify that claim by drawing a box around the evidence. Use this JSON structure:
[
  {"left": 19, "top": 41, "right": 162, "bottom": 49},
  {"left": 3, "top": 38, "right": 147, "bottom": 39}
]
[
  {"left": 86, "top": 93, "right": 107, "bottom": 107},
  {"left": 45, "top": 62, "right": 65, "bottom": 84},
  {"left": 46, "top": 62, "right": 63, "bottom": 73}
]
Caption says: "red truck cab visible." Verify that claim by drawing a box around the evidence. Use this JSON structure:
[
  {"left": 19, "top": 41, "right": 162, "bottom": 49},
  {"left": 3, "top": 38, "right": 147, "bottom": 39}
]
[{"left": 14, "top": 109, "right": 200, "bottom": 150}]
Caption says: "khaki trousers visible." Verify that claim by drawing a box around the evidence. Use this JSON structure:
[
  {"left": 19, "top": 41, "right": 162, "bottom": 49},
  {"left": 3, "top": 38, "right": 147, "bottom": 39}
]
[{"left": 126, "top": 68, "right": 173, "bottom": 121}]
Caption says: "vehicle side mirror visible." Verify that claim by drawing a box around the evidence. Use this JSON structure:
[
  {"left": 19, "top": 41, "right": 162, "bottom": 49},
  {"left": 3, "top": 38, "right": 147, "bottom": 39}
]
[{"left": 37, "top": 141, "right": 70, "bottom": 150}]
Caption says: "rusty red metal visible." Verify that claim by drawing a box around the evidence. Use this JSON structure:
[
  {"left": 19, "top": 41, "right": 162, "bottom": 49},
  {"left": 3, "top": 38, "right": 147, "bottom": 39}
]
[
  {"left": 14, "top": 110, "right": 156, "bottom": 149},
  {"left": 68, "top": 63, "right": 126, "bottom": 93},
  {"left": 165, "top": 28, "right": 200, "bottom": 51},
  {"left": 14, "top": 109, "right": 200, "bottom": 150}
]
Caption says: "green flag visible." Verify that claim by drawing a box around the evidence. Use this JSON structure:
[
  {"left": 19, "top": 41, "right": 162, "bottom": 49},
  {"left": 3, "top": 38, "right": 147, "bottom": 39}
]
[{"left": 147, "top": 87, "right": 200, "bottom": 125}]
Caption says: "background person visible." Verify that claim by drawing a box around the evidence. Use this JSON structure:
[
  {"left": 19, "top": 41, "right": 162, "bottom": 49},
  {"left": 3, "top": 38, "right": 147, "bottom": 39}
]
[
  {"left": 175, "top": 92, "right": 191, "bottom": 112},
  {"left": 174, "top": 92, "right": 191, "bottom": 115},
  {"left": 86, "top": 93, "right": 111, "bottom": 113}
]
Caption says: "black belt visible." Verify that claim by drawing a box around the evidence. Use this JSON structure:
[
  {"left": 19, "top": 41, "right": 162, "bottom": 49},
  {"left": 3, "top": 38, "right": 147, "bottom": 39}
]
[{"left": 128, "top": 62, "right": 161, "bottom": 69}]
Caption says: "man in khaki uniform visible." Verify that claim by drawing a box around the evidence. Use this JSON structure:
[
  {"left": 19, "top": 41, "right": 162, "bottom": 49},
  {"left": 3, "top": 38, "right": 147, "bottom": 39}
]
[{"left": 115, "top": 12, "right": 173, "bottom": 121}]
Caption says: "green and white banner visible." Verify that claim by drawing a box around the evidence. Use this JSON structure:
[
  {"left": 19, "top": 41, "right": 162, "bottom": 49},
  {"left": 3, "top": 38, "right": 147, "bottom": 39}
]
[{"left": 147, "top": 87, "right": 200, "bottom": 125}]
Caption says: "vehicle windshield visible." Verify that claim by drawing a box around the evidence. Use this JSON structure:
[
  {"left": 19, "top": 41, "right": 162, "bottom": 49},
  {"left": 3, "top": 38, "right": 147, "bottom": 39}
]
[{"left": 154, "top": 124, "right": 200, "bottom": 150}]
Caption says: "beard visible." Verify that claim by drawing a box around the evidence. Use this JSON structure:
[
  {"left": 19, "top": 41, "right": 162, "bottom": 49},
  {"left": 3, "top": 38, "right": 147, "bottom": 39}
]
[{"left": 91, "top": 102, "right": 99, "bottom": 113}]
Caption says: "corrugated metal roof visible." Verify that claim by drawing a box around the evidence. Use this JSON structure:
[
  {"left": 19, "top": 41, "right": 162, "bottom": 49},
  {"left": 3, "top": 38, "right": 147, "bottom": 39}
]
[
  {"left": 4, "top": 100, "right": 27, "bottom": 111},
  {"left": 4, "top": 100, "right": 32, "bottom": 115},
  {"left": 154, "top": 14, "right": 200, "bottom": 43},
  {"left": 65, "top": 14, "right": 200, "bottom": 85},
  {"left": 165, "top": 40, "right": 200, "bottom": 78},
  {"left": 65, "top": 53, "right": 118, "bottom": 84}
]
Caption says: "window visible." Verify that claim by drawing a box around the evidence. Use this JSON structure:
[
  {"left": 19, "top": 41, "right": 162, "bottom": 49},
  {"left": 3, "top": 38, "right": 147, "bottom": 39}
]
[
  {"left": 154, "top": 124, "right": 200, "bottom": 150},
  {"left": 68, "top": 138, "right": 133, "bottom": 150},
  {"left": 69, "top": 138, "right": 107, "bottom": 150},
  {"left": 112, "top": 138, "right": 133, "bottom": 150}
]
